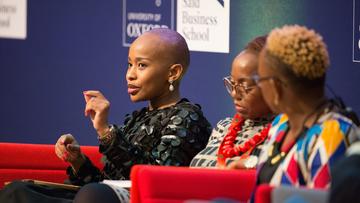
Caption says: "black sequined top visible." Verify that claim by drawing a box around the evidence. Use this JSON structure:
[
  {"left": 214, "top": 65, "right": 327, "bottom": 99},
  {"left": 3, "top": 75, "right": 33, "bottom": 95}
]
[{"left": 67, "top": 98, "right": 212, "bottom": 185}]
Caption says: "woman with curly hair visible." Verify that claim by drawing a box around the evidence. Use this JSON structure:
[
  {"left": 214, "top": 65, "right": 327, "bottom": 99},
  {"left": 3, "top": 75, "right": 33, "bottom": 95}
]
[{"left": 254, "top": 25, "right": 359, "bottom": 188}]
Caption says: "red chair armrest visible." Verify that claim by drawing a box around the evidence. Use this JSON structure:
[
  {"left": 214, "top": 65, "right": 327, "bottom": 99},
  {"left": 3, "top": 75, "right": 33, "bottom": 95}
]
[{"left": 130, "top": 165, "right": 257, "bottom": 203}]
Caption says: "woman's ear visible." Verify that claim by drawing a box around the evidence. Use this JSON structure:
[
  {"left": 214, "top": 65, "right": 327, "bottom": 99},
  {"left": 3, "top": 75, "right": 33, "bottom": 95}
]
[
  {"left": 168, "top": 64, "right": 184, "bottom": 82},
  {"left": 270, "top": 79, "right": 283, "bottom": 109}
]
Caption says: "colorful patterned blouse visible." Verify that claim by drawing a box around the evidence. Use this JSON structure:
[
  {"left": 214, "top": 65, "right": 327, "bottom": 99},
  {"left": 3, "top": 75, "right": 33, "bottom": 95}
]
[{"left": 257, "top": 112, "right": 359, "bottom": 188}]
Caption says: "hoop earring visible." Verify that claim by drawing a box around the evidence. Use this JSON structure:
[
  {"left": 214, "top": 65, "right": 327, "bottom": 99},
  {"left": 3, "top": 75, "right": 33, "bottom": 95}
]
[{"left": 169, "top": 80, "right": 174, "bottom": 92}]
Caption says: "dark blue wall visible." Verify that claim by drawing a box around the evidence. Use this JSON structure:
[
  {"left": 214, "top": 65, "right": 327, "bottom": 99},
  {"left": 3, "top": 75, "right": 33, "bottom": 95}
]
[{"left": 1, "top": 0, "right": 359, "bottom": 145}]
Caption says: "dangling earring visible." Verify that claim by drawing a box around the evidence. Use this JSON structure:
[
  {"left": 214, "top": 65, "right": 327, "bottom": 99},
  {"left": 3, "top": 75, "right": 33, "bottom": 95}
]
[{"left": 169, "top": 80, "right": 174, "bottom": 92}]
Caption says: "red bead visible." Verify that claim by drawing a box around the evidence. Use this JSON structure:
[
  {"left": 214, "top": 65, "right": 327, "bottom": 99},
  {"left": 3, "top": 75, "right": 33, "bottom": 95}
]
[{"left": 217, "top": 114, "right": 271, "bottom": 165}]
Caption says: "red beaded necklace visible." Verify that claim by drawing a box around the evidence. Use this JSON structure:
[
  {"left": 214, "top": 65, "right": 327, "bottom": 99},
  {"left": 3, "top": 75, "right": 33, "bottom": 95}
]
[{"left": 217, "top": 113, "right": 271, "bottom": 167}]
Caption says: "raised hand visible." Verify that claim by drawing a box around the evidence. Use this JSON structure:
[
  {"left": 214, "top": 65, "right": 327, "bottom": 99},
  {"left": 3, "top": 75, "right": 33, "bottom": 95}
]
[{"left": 83, "top": 90, "right": 110, "bottom": 137}]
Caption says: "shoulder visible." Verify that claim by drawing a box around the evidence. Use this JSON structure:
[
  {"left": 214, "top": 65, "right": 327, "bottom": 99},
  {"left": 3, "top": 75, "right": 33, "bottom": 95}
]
[
  {"left": 318, "top": 112, "right": 356, "bottom": 134},
  {"left": 319, "top": 111, "right": 354, "bottom": 127},
  {"left": 213, "top": 117, "right": 232, "bottom": 134},
  {"left": 175, "top": 98, "right": 204, "bottom": 114},
  {"left": 172, "top": 98, "right": 211, "bottom": 127},
  {"left": 271, "top": 113, "right": 288, "bottom": 127},
  {"left": 267, "top": 114, "right": 288, "bottom": 140},
  {"left": 317, "top": 111, "right": 360, "bottom": 143},
  {"left": 207, "top": 117, "right": 232, "bottom": 141}
]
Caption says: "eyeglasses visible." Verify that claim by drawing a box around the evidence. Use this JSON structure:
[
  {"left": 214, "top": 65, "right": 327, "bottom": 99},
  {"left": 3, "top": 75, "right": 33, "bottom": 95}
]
[
  {"left": 223, "top": 76, "right": 257, "bottom": 95},
  {"left": 251, "top": 74, "right": 287, "bottom": 87}
]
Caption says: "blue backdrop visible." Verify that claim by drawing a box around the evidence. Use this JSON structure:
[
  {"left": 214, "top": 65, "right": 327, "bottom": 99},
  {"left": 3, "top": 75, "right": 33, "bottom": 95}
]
[{"left": 1, "top": 0, "right": 359, "bottom": 145}]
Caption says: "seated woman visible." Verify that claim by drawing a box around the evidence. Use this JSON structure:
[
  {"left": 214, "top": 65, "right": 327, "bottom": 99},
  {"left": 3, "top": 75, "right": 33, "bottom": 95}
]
[
  {"left": 190, "top": 36, "right": 273, "bottom": 169},
  {"left": 254, "top": 25, "right": 359, "bottom": 188},
  {"left": 0, "top": 28, "right": 212, "bottom": 203}
]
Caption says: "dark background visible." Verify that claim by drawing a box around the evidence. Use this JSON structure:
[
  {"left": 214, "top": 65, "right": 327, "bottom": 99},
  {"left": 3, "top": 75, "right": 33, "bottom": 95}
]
[{"left": 0, "top": 0, "right": 359, "bottom": 145}]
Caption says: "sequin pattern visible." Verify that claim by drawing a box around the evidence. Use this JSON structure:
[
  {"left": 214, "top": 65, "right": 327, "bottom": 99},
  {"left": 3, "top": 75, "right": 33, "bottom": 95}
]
[{"left": 67, "top": 98, "right": 212, "bottom": 185}]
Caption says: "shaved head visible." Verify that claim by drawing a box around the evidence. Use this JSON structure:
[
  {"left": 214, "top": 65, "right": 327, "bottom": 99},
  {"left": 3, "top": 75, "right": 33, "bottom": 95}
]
[{"left": 136, "top": 28, "right": 190, "bottom": 72}]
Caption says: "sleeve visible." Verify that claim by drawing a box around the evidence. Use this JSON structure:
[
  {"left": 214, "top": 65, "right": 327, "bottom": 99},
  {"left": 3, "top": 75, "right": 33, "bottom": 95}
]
[
  {"left": 305, "top": 119, "right": 357, "bottom": 188},
  {"left": 66, "top": 111, "right": 141, "bottom": 183},
  {"left": 98, "top": 106, "right": 212, "bottom": 179},
  {"left": 206, "top": 118, "right": 231, "bottom": 144},
  {"left": 66, "top": 156, "right": 102, "bottom": 186}
]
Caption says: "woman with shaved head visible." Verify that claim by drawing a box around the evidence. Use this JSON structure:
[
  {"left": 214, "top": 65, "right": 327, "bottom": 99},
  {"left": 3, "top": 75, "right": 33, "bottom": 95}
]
[{"left": 0, "top": 28, "right": 211, "bottom": 203}]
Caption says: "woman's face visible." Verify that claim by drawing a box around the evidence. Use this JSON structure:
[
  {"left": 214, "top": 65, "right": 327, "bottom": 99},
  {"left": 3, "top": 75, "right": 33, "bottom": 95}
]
[
  {"left": 229, "top": 52, "right": 271, "bottom": 119},
  {"left": 126, "top": 34, "right": 171, "bottom": 102}
]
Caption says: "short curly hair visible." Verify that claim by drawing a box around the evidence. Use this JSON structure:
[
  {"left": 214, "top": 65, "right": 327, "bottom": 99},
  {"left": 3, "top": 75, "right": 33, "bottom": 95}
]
[{"left": 266, "top": 25, "right": 330, "bottom": 80}]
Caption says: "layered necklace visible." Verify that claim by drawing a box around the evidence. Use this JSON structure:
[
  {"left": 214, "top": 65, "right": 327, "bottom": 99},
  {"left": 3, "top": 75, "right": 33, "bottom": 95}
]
[{"left": 217, "top": 113, "right": 271, "bottom": 167}]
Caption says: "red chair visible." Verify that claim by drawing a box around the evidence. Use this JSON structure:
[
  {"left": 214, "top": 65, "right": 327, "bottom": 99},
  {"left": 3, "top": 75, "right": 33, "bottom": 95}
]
[
  {"left": 0, "top": 142, "right": 103, "bottom": 188},
  {"left": 130, "top": 165, "right": 257, "bottom": 203},
  {"left": 254, "top": 184, "right": 274, "bottom": 203}
]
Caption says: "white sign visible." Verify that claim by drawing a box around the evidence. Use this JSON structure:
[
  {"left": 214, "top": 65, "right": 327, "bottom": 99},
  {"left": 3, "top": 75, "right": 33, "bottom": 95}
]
[
  {"left": 0, "top": 0, "right": 27, "bottom": 39},
  {"left": 177, "top": 0, "right": 230, "bottom": 53},
  {"left": 353, "top": 0, "right": 360, "bottom": 62}
]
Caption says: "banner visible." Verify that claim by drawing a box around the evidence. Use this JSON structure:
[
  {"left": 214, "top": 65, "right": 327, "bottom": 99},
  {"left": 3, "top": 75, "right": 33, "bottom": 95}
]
[
  {"left": 122, "top": 0, "right": 174, "bottom": 47},
  {"left": 177, "top": 0, "right": 230, "bottom": 53}
]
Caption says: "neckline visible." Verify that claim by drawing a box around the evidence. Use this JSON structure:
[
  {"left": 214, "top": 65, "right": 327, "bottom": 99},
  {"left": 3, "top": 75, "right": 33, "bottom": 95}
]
[
  {"left": 274, "top": 118, "right": 310, "bottom": 153},
  {"left": 146, "top": 98, "right": 189, "bottom": 112},
  {"left": 243, "top": 114, "right": 275, "bottom": 126}
]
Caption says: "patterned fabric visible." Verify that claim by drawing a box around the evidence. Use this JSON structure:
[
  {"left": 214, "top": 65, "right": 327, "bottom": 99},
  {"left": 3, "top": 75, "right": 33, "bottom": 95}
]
[
  {"left": 190, "top": 116, "right": 273, "bottom": 168},
  {"left": 67, "top": 98, "right": 212, "bottom": 185},
  {"left": 257, "top": 112, "right": 360, "bottom": 189}
]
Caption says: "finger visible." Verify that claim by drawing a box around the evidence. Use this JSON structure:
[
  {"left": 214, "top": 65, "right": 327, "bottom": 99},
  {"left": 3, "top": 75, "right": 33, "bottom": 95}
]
[
  {"left": 59, "top": 134, "right": 73, "bottom": 144},
  {"left": 85, "top": 98, "right": 104, "bottom": 118},
  {"left": 83, "top": 90, "right": 104, "bottom": 100},
  {"left": 55, "top": 141, "right": 67, "bottom": 156},
  {"left": 84, "top": 93, "right": 93, "bottom": 103},
  {"left": 62, "top": 152, "right": 70, "bottom": 162},
  {"left": 55, "top": 147, "right": 62, "bottom": 159},
  {"left": 84, "top": 101, "right": 96, "bottom": 117},
  {"left": 55, "top": 147, "right": 68, "bottom": 161},
  {"left": 62, "top": 135, "right": 75, "bottom": 145},
  {"left": 58, "top": 136, "right": 66, "bottom": 145},
  {"left": 66, "top": 144, "right": 80, "bottom": 152}
]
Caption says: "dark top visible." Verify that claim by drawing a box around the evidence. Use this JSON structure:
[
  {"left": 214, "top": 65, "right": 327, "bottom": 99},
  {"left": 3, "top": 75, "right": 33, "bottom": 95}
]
[
  {"left": 257, "top": 140, "right": 284, "bottom": 185},
  {"left": 330, "top": 143, "right": 360, "bottom": 203},
  {"left": 67, "top": 98, "right": 212, "bottom": 185}
]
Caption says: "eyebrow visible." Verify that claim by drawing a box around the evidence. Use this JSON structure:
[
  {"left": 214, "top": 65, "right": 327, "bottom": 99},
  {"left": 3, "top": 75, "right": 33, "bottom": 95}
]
[{"left": 128, "top": 57, "right": 152, "bottom": 62}]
